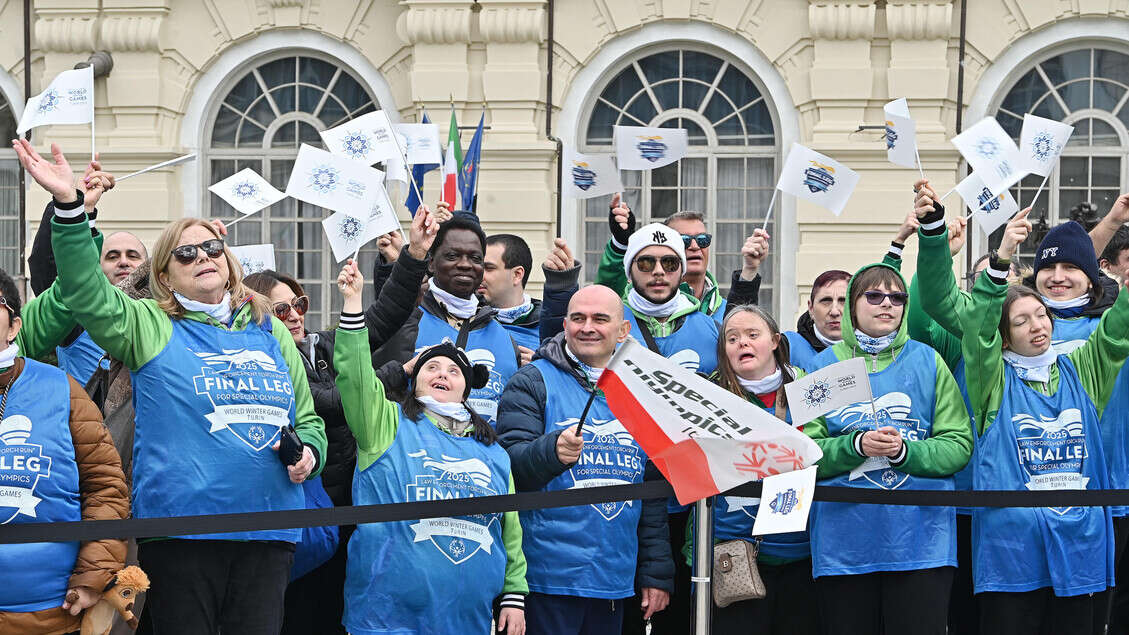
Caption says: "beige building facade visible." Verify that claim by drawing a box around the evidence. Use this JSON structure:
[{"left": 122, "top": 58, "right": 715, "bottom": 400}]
[{"left": 1, "top": 0, "right": 1127, "bottom": 330}]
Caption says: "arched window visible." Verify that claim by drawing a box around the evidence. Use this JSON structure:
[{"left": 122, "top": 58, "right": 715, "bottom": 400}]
[
  {"left": 580, "top": 49, "right": 779, "bottom": 305},
  {"left": 0, "top": 93, "right": 18, "bottom": 276},
  {"left": 204, "top": 53, "right": 387, "bottom": 330},
  {"left": 993, "top": 47, "right": 1129, "bottom": 250}
]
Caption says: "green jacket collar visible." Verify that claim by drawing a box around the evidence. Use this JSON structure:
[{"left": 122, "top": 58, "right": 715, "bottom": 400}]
[
  {"left": 679, "top": 271, "right": 723, "bottom": 314},
  {"left": 834, "top": 262, "right": 910, "bottom": 361}
]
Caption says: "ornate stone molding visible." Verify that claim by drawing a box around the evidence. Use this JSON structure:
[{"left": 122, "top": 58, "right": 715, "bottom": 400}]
[
  {"left": 268, "top": 0, "right": 304, "bottom": 6},
  {"left": 479, "top": 4, "right": 545, "bottom": 43},
  {"left": 100, "top": 11, "right": 166, "bottom": 52},
  {"left": 807, "top": 2, "right": 876, "bottom": 40},
  {"left": 35, "top": 12, "right": 100, "bottom": 53},
  {"left": 885, "top": 1, "right": 953, "bottom": 40},
  {"left": 397, "top": 2, "right": 473, "bottom": 45}
]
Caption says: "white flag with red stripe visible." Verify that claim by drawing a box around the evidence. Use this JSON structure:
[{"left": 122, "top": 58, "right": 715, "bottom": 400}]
[{"left": 597, "top": 339, "right": 823, "bottom": 505}]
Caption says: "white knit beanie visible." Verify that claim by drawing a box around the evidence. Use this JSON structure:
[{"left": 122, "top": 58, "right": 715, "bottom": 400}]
[{"left": 623, "top": 223, "right": 687, "bottom": 279}]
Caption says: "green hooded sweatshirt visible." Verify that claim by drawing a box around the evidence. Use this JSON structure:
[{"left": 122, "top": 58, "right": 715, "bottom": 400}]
[
  {"left": 595, "top": 240, "right": 725, "bottom": 319},
  {"left": 803, "top": 262, "right": 973, "bottom": 480},
  {"left": 960, "top": 271, "right": 1129, "bottom": 435}
]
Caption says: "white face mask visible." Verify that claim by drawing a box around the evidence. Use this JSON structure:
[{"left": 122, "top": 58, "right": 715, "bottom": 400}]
[{"left": 0, "top": 342, "right": 18, "bottom": 369}]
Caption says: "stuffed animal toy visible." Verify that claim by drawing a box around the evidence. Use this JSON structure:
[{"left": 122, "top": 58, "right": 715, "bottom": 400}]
[{"left": 78, "top": 566, "right": 150, "bottom": 635}]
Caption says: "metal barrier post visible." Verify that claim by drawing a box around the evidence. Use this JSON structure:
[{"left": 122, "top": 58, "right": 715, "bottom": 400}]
[{"left": 692, "top": 496, "right": 712, "bottom": 635}]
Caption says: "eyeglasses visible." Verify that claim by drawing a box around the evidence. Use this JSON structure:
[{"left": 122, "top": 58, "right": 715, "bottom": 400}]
[
  {"left": 272, "top": 296, "right": 309, "bottom": 320},
  {"left": 0, "top": 296, "right": 14, "bottom": 318},
  {"left": 862, "top": 290, "right": 909, "bottom": 306},
  {"left": 171, "top": 239, "right": 225, "bottom": 265},
  {"left": 681, "top": 233, "right": 712, "bottom": 249},
  {"left": 634, "top": 255, "right": 682, "bottom": 273}
]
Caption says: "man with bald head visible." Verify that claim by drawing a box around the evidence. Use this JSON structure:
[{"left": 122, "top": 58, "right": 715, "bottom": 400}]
[
  {"left": 100, "top": 231, "right": 147, "bottom": 284},
  {"left": 498, "top": 252, "right": 673, "bottom": 634}
]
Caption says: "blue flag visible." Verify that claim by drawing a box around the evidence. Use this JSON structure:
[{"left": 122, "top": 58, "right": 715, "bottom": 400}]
[
  {"left": 405, "top": 112, "right": 440, "bottom": 216},
  {"left": 458, "top": 113, "right": 484, "bottom": 214}
]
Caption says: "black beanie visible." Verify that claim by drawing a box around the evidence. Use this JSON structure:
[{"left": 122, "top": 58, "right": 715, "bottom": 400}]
[
  {"left": 1032, "top": 221, "right": 1102, "bottom": 292},
  {"left": 410, "top": 342, "right": 489, "bottom": 400}
]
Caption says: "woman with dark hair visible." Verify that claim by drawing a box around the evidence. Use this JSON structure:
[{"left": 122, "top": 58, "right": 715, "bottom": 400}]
[
  {"left": 333, "top": 260, "right": 528, "bottom": 634},
  {"left": 693, "top": 304, "right": 819, "bottom": 634},
  {"left": 20, "top": 138, "right": 326, "bottom": 634},
  {"left": 960, "top": 209, "right": 1129, "bottom": 634},
  {"left": 242, "top": 210, "right": 436, "bottom": 635},
  {"left": 803, "top": 259, "right": 972, "bottom": 635}
]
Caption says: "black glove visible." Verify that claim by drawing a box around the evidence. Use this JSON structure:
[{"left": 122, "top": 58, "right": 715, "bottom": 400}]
[
  {"left": 608, "top": 201, "right": 636, "bottom": 248},
  {"left": 277, "top": 425, "right": 304, "bottom": 466}
]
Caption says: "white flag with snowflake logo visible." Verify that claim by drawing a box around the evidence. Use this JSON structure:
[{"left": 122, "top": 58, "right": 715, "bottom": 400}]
[
  {"left": 950, "top": 117, "right": 1026, "bottom": 197},
  {"left": 784, "top": 357, "right": 873, "bottom": 426},
  {"left": 321, "top": 194, "right": 400, "bottom": 263},
  {"left": 320, "top": 111, "right": 401, "bottom": 166},
  {"left": 230, "top": 244, "right": 275, "bottom": 275},
  {"left": 208, "top": 168, "right": 286, "bottom": 216},
  {"left": 17, "top": 66, "right": 94, "bottom": 135},
  {"left": 752, "top": 466, "right": 817, "bottom": 536},
  {"left": 1019, "top": 114, "right": 1074, "bottom": 177},
  {"left": 285, "top": 144, "right": 385, "bottom": 219}
]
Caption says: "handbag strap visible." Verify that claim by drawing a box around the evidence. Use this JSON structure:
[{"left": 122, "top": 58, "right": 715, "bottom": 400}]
[{"left": 635, "top": 318, "right": 662, "bottom": 354}]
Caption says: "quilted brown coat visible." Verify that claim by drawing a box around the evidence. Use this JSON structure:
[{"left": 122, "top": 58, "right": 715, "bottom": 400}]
[{"left": 0, "top": 358, "right": 129, "bottom": 635}]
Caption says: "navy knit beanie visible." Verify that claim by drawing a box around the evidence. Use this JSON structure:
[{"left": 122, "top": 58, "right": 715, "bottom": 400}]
[{"left": 1032, "top": 221, "right": 1102, "bottom": 291}]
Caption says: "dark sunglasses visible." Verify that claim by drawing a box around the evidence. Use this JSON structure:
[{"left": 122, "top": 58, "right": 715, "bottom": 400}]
[
  {"left": 635, "top": 255, "right": 682, "bottom": 273},
  {"left": 172, "top": 239, "right": 226, "bottom": 265},
  {"left": 273, "top": 296, "right": 310, "bottom": 320},
  {"left": 681, "top": 233, "right": 712, "bottom": 249},
  {"left": 862, "top": 290, "right": 909, "bottom": 306}
]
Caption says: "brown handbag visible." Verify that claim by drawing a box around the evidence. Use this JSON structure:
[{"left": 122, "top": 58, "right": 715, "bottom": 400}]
[{"left": 712, "top": 537, "right": 765, "bottom": 607}]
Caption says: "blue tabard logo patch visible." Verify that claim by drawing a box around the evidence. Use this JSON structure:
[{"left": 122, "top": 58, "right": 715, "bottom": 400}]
[
  {"left": 192, "top": 348, "right": 294, "bottom": 451},
  {"left": 0, "top": 416, "right": 53, "bottom": 524},
  {"left": 564, "top": 419, "right": 643, "bottom": 521},
  {"left": 1013, "top": 409, "right": 1088, "bottom": 515},
  {"left": 405, "top": 449, "right": 500, "bottom": 565}
]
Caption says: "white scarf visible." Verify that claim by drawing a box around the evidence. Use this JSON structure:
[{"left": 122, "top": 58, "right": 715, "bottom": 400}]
[
  {"left": 0, "top": 343, "right": 19, "bottom": 370},
  {"left": 565, "top": 344, "right": 606, "bottom": 385},
  {"left": 429, "top": 280, "right": 479, "bottom": 319},
  {"left": 1003, "top": 348, "right": 1059, "bottom": 384},
  {"left": 812, "top": 324, "right": 841, "bottom": 348},
  {"left": 738, "top": 366, "right": 782, "bottom": 395},
  {"left": 175, "top": 291, "right": 233, "bottom": 325},
  {"left": 419, "top": 396, "right": 472, "bottom": 423},
  {"left": 626, "top": 288, "right": 692, "bottom": 318},
  {"left": 495, "top": 295, "right": 534, "bottom": 324},
  {"left": 854, "top": 329, "right": 897, "bottom": 354},
  {"left": 1042, "top": 294, "right": 1090, "bottom": 310}
]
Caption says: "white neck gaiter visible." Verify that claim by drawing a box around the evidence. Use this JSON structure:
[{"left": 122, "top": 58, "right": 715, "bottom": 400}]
[
  {"left": 419, "top": 396, "right": 472, "bottom": 423},
  {"left": 0, "top": 343, "right": 19, "bottom": 370},
  {"left": 812, "top": 324, "right": 841, "bottom": 348},
  {"left": 1003, "top": 348, "right": 1059, "bottom": 384},
  {"left": 175, "top": 291, "right": 233, "bottom": 325},
  {"left": 626, "top": 288, "right": 690, "bottom": 318},
  {"left": 738, "top": 366, "right": 782, "bottom": 395},
  {"left": 429, "top": 280, "right": 479, "bottom": 319}
]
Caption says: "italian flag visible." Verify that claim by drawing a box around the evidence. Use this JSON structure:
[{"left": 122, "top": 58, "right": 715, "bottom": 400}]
[
  {"left": 441, "top": 107, "right": 462, "bottom": 208},
  {"left": 596, "top": 340, "right": 823, "bottom": 505}
]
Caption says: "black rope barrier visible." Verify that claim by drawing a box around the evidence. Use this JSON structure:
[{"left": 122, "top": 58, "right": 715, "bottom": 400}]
[{"left": 5, "top": 481, "right": 1129, "bottom": 545}]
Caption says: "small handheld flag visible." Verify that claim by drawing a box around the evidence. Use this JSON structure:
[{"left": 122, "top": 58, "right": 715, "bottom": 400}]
[
  {"left": 320, "top": 110, "right": 401, "bottom": 166},
  {"left": 561, "top": 148, "right": 622, "bottom": 199},
  {"left": 209, "top": 168, "right": 286, "bottom": 217},
  {"left": 774, "top": 143, "right": 860, "bottom": 218},
  {"left": 285, "top": 144, "right": 386, "bottom": 219},
  {"left": 883, "top": 98, "right": 921, "bottom": 177},
  {"left": 17, "top": 66, "right": 94, "bottom": 135},
  {"left": 613, "top": 126, "right": 689, "bottom": 170},
  {"left": 954, "top": 171, "right": 1020, "bottom": 234},
  {"left": 230, "top": 244, "right": 276, "bottom": 275},
  {"left": 951, "top": 117, "right": 1025, "bottom": 197}
]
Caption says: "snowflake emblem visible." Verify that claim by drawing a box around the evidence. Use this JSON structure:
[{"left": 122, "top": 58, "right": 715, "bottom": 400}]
[
  {"left": 975, "top": 137, "right": 1000, "bottom": 159},
  {"left": 309, "top": 165, "right": 340, "bottom": 194},
  {"left": 232, "top": 180, "right": 260, "bottom": 201},
  {"left": 802, "top": 379, "right": 832, "bottom": 409},
  {"left": 448, "top": 539, "right": 466, "bottom": 559},
  {"left": 338, "top": 215, "right": 363, "bottom": 241},
  {"left": 602, "top": 501, "right": 618, "bottom": 515},
  {"left": 341, "top": 131, "right": 372, "bottom": 160},
  {"left": 248, "top": 425, "right": 266, "bottom": 444},
  {"left": 37, "top": 89, "right": 61, "bottom": 114},
  {"left": 1031, "top": 131, "right": 1057, "bottom": 162},
  {"left": 881, "top": 469, "right": 898, "bottom": 487},
  {"left": 240, "top": 257, "right": 265, "bottom": 274}
]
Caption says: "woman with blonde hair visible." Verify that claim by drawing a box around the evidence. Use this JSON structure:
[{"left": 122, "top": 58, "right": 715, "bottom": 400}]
[{"left": 16, "top": 138, "right": 327, "bottom": 635}]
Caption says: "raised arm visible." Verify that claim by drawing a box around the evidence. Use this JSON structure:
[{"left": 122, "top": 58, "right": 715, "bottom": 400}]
[
  {"left": 594, "top": 193, "right": 634, "bottom": 293},
  {"left": 723, "top": 229, "right": 768, "bottom": 314},
  {"left": 915, "top": 181, "right": 971, "bottom": 338},
  {"left": 1067, "top": 280, "right": 1129, "bottom": 412},
  {"left": 333, "top": 259, "right": 401, "bottom": 465},
  {"left": 15, "top": 140, "right": 169, "bottom": 370},
  {"left": 363, "top": 206, "right": 437, "bottom": 349},
  {"left": 539, "top": 238, "right": 579, "bottom": 343},
  {"left": 1089, "top": 193, "right": 1129, "bottom": 259}
]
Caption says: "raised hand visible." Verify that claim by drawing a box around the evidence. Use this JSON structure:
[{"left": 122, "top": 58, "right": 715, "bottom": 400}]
[
  {"left": 913, "top": 178, "right": 940, "bottom": 220},
  {"left": 377, "top": 230, "right": 404, "bottom": 263},
  {"left": 12, "top": 139, "right": 77, "bottom": 203},
  {"left": 556, "top": 425, "right": 584, "bottom": 464},
  {"left": 998, "top": 207, "right": 1032, "bottom": 261},
  {"left": 543, "top": 238, "right": 574, "bottom": 272},
  {"left": 82, "top": 154, "right": 115, "bottom": 213},
  {"left": 947, "top": 216, "right": 968, "bottom": 257},
  {"left": 434, "top": 200, "right": 454, "bottom": 224},
  {"left": 740, "top": 228, "right": 770, "bottom": 280},
  {"left": 337, "top": 259, "right": 365, "bottom": 313},
  {"left": 408, "top": 206, "right": 439, "bottom": 260},
  {"left": 895, "top": 211, "right": 919, "bottom": 244},
  {"left": 607, "top": 192, "right": 635, "bottom": 246}
]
